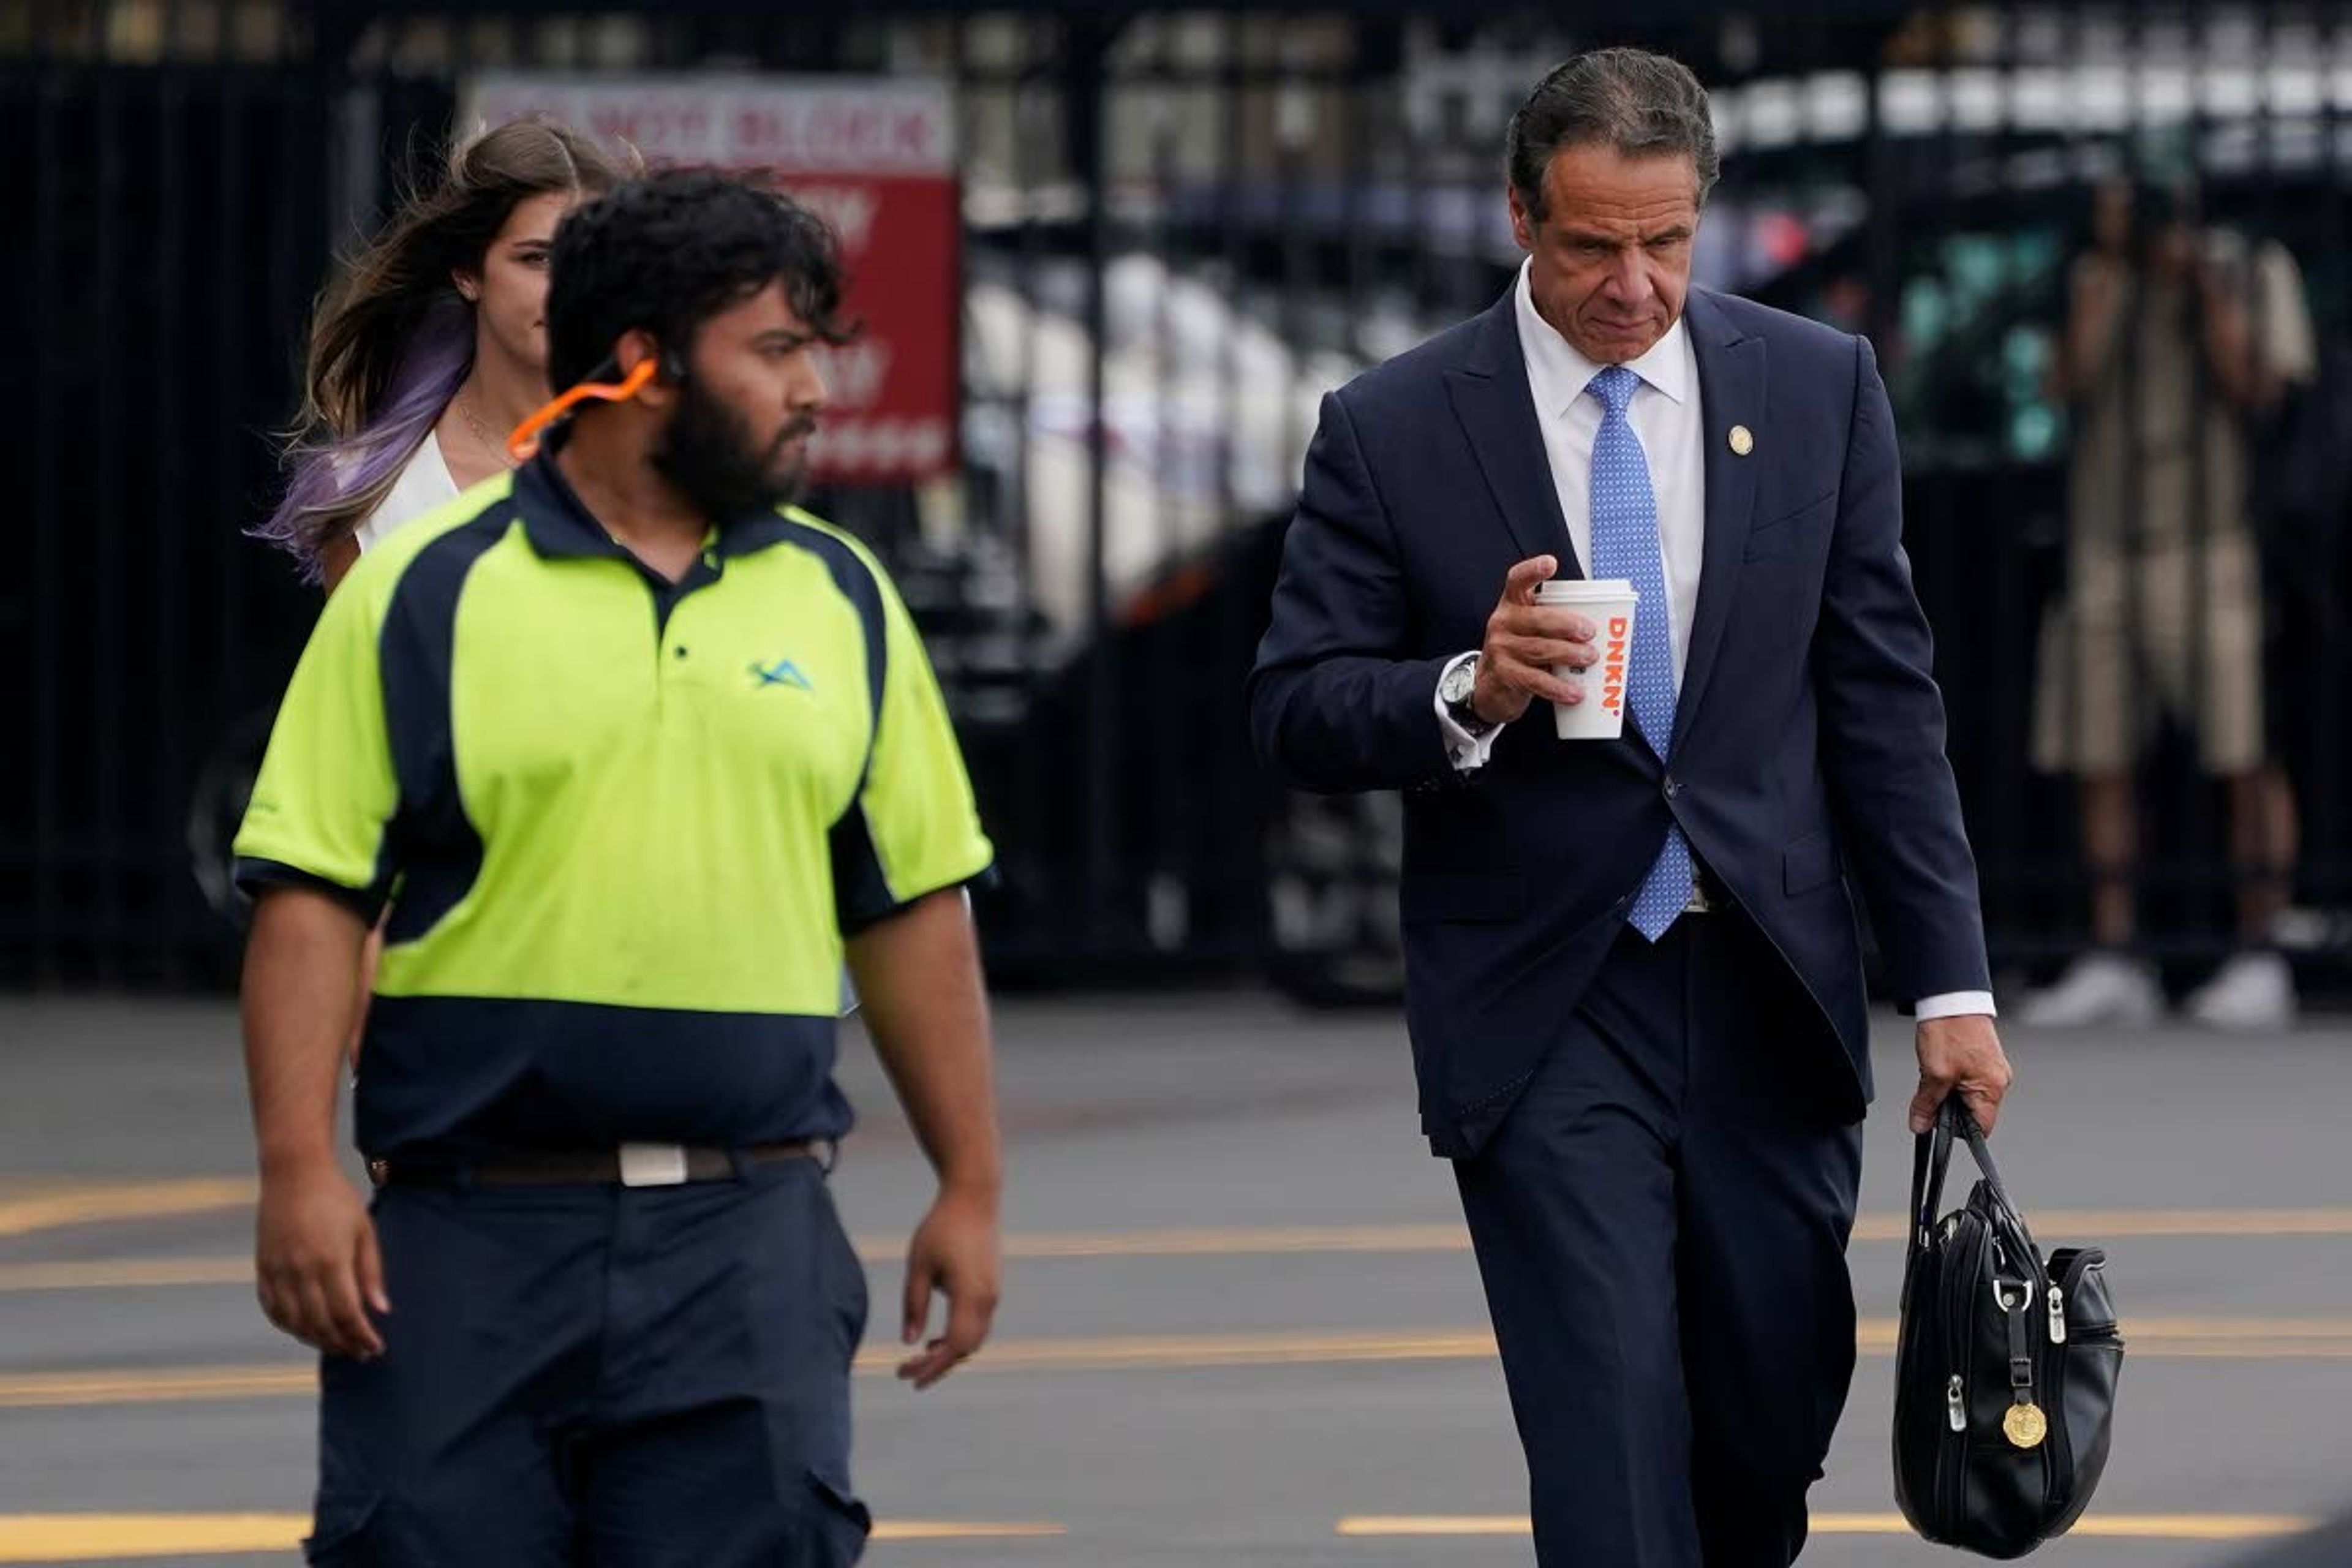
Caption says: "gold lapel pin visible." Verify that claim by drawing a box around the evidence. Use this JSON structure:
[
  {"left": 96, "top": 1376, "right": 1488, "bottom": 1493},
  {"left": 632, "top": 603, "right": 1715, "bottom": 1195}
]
[{"left": 1728, "top": 425, "right": 1754, "bottom": 456}]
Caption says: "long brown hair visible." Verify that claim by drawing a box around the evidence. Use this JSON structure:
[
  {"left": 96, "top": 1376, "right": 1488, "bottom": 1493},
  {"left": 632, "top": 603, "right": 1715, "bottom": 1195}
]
[{"left": 258, "top": 116, "right": 631, "bottom": 576}]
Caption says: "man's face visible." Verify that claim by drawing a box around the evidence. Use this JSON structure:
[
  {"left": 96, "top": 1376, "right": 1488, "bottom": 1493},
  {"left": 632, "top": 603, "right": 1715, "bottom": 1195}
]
[
  {"left": 1510, "top": 143, "right": 1700, "bottom": 364},
  {"left": 652, "top": 281, "right": 831, "bottom": 521}
]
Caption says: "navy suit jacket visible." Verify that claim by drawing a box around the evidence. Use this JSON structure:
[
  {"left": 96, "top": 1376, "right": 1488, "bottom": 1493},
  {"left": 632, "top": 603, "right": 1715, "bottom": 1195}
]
[{"left": 1248, "top": 287, "right": 1991, "bottom": 1158}]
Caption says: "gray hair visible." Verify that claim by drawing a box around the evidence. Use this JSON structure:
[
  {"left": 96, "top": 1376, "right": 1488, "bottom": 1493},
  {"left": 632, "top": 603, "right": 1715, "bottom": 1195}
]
[{"left": 1506, "top": 48, "right": 1720, "bottom": 221}]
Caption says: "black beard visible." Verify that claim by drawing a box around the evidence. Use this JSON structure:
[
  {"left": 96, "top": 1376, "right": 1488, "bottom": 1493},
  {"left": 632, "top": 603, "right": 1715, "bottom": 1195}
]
[{"left": 650, "top": 376, "right": 812, "bottom": 523}]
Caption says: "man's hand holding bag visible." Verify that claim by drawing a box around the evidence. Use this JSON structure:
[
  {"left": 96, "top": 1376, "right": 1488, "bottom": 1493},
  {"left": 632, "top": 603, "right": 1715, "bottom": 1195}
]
[{"left": 1893, "top": 1100, "right": 2125, "bottom": 1558}]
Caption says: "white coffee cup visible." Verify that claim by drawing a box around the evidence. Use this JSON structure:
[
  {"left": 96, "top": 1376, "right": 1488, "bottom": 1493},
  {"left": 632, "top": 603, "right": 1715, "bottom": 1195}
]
[{"left": 1534, "top": 578, "right": 1640, "bottom": 741}]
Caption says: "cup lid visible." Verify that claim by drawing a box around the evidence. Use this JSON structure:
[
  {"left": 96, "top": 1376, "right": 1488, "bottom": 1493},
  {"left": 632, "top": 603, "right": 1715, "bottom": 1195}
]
[{"left": 1534, "top": 577, "right": 1639, "bottom": 601}]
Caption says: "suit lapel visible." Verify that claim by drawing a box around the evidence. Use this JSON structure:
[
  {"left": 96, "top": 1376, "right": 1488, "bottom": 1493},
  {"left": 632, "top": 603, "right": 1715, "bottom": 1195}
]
[
  {"left": 1443, "top": 293, "right": 1583, "bottom": 576},
  {"left": 1673, "top": 289, "right": 1765, "bottom": 755}
]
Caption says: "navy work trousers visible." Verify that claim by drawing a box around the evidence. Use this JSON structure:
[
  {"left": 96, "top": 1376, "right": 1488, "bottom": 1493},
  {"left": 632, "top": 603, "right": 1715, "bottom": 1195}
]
[
  {"left": 306, "top": 1156, "right": 870, "bottom": 1566},
  {"left": 1454, "top": 910, "right": 1866, "bottom": 1568}
]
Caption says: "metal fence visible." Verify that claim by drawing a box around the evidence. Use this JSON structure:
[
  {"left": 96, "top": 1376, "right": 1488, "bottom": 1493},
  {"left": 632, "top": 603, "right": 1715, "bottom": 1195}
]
[{"left": 8, "top": 2, "right": 2352, "bottom": 1003}]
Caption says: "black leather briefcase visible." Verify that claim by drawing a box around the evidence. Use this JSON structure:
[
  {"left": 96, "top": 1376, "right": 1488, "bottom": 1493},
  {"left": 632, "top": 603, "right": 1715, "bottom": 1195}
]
[{"left": 1893, "top": 1100, "right": 2125, "bottom": 1558}]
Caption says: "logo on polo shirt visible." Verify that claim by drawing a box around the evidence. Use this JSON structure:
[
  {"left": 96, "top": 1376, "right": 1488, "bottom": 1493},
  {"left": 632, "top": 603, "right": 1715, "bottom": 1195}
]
[{"left": 749, "top": 658, "right": 813, "bottom": 692}]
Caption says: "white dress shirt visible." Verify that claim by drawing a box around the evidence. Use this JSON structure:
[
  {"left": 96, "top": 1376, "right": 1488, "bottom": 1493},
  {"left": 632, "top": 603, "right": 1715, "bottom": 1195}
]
[{"left": 1432, "top": 262, "right": 1992, "bottom": 1021}]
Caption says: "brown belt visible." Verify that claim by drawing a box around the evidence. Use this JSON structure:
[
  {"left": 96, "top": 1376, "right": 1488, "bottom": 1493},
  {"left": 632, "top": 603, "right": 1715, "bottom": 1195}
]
[{"left": 368, "top": 1139, "right": 832, "bottom": 1189}]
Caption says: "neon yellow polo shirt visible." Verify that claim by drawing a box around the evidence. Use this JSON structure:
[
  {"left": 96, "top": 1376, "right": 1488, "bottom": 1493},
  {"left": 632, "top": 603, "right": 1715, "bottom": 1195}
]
[{"left": 233, "top": 453, "right": 993, "bottom": 1158}]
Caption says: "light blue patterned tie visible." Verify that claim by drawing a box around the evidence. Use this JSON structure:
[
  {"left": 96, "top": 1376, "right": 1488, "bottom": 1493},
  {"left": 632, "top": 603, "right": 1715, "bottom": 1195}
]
[{"left": 1585, "top": 364, "right": 1694, "bottom": 941}]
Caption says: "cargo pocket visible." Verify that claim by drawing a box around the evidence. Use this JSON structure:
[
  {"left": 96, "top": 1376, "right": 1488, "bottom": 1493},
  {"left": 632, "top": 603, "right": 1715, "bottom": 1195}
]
[
  {"left": 303, "top": 1493, "right": 382, "bottom": 1566},
  {"left": 804, "top": 1472, "right": 874, "bottom": 1566}
]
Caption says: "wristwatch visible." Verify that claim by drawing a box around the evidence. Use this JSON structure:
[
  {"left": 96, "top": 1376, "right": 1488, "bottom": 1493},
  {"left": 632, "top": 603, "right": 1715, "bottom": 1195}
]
[{"left": 1439, "top": 655, "right": 1495, "bottom": 737}]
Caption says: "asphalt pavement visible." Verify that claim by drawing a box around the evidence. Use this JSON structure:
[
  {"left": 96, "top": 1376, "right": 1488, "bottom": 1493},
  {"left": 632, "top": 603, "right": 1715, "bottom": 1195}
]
[{"left": 2, "top": 990, "right": 2349, "bottom": 1566}]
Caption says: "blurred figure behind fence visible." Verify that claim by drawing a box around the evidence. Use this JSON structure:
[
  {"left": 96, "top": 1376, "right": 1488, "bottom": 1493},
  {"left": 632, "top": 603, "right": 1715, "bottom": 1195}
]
[{"left": 2023, "top": 176, "right": 2313, "bottom": 1031}]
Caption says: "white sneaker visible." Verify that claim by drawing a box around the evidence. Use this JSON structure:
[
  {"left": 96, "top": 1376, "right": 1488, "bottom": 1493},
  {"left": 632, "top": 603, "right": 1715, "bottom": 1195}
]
[
  {"left": 2184, "top": 950, "right": 2297, "bottom": 1032},
  {"left": 2018, "top": 952, "right": 2165, "bottom": 1029}
]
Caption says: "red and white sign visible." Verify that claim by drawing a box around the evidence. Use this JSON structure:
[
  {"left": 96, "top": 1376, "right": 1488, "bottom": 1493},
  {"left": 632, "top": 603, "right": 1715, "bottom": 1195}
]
[{"left": 466, "top": 73, "right": 960, "bottom": 486}]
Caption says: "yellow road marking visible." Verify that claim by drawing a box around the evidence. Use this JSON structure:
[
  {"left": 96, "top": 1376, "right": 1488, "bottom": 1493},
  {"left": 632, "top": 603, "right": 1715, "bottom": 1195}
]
[
  {"left": 911, "top": 1319, "right": 2352, "bottom": 1374},
  {"left": 972, "top": 1224, "right": 1477, "bottom": 1261},
  {"left": 0, "top": 1180, "right": 255, "bottom": 1240},
  {"left": 1852, "top": 1208, "right": 2352, "bottom": 1243},
  {"left": 18, "top": 1195, "right": 2352, "bottom": 1253},
  {"left": 23, "top": 1205, "right": 2352, "bottom": 1291},
  {"left": 0, "top": 1513, "right": 300, "bottom": 1561},
  {"left": 1338, "top": 1512, "right": 2316, "bottom": 1541},
  {"left": 13, "top": 1315, "right": 2352, "bottom": 1409},
  {"left": 876, "top": 1328, "right": 1499, "bottom": 1374},
  {"left": 0, "top": 1365, "right": 314, "bottom": 1409},
  {"left": 1338, "top": 1517, "right": 1532, "bottom": 1537},
  {"left": 0, "top": 1513, "right": 1061, "bottom": 1560},
  {"left": 0, "top": 1257, "right": 252, "bottom": 1293},
  {"left": 981, "top": 1210, "right": 2352, "bottom": 1258},
  {"left": 872, "top": 1523, "right": 1066, "bottom": 1540}
]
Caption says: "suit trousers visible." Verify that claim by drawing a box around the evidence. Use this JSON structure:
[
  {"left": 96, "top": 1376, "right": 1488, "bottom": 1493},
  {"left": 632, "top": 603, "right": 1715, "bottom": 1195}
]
[{"left": 1454, "top": 907, "right": 1865, "bottom": 1568}]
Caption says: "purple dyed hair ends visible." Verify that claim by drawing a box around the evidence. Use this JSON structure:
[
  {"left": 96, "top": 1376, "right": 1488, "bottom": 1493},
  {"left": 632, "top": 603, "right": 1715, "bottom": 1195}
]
[{"left": 255, "top": 299, "right": 472, "bottom": 581}]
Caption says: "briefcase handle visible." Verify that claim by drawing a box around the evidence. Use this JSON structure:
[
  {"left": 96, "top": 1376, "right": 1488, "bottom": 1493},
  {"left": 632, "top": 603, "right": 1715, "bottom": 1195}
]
[{"left": 1908, "top": 1098, "right": 2041, "bottom": 1267}]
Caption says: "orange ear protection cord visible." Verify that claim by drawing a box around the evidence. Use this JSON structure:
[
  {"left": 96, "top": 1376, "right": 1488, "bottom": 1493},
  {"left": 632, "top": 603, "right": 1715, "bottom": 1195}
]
[{"left": 506, "top": 358, "right": 660, "bottom": 462}]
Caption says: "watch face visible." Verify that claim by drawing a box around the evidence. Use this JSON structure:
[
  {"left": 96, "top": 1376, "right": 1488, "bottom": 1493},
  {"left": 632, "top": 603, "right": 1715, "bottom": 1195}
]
[{"left": 1442, "top": 660, "right": 1477, "bottom": 704}]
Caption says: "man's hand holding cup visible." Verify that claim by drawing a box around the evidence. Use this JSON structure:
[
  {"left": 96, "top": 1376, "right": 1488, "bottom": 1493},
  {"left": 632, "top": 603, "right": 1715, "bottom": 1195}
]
[{"left": 1472, "top": 556, "right": 1600, "bottom": 725}]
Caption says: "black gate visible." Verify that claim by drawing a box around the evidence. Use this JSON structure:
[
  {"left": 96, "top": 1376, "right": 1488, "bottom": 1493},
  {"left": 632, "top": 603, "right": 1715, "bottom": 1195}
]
[{"left": 10, "top": 2, "right": 2352, "bottom": 1003}]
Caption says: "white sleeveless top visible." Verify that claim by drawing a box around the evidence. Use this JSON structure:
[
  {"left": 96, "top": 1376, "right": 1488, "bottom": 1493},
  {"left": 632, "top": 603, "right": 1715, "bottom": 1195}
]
[{"left": 352, "top": 432, "right": 461, "bottom": 552}]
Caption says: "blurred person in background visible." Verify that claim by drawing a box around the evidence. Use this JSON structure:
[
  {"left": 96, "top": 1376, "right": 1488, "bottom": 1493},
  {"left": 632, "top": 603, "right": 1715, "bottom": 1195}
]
[
  {"left": 2022, "top": 176, "right": 2311, "bottom": 1031},
  {"left": 232, "top": 170, "right": 1001, "bottom": 1564},
  {"left": 254, "top": 116, "right": 629, "bottom": 589}
]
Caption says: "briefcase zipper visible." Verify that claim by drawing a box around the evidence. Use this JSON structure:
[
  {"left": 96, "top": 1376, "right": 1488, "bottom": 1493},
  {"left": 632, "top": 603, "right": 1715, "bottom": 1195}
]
[
  {"left": 2041, "top": 1331, "right": 2071, "bottom": 1513},
  {"left": 2047, "top": 1283, "right": 2067, "bottom": 1345},
  {"left": 1939, "top": 1227, "right": 1989, "bottom": 1524},
  {"left": 1943, "top": 1226, "right": 1981, "bottom": 1381},
  {"left": 1942, "top": 1361, "right": 1971, "bottom": 1520}
]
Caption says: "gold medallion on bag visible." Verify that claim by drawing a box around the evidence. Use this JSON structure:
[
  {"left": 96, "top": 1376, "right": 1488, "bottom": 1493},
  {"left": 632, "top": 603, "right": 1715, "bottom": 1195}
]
[{"left": 2002, "top": 1401, "right": 2048, "bottom": 1449}]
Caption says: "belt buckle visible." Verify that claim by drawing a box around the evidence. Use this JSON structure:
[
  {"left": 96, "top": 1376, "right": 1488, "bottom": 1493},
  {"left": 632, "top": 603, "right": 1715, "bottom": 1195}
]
[
  {"left": 1683, "top": 880, "right": 1714, "bottom": 915},
  {"left": 618, "top": 1142, "right": 690, "bottom": 1188}
]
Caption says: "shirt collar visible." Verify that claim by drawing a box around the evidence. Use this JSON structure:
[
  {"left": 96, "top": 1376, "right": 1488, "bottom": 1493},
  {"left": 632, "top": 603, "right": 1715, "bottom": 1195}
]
[
  {"left": 1513, "top": 258, "right": 1692, "bottom": 417},
  {"left": 513, "top": 429, "right": 743, "bottom": 564},
  {"left": 514, "top": 439, "right": 621, "bottom": 561}
]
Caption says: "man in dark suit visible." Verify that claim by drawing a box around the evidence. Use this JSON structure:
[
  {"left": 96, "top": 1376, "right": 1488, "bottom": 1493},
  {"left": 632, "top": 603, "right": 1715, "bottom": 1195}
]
[{"left": 1249, "top": 50, "right": 2014, "bottom": 1567}]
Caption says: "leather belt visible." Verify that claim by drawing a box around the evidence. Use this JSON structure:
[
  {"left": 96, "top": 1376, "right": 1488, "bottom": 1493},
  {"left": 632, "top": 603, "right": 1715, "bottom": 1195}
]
[{"left": 368, "top": 1139, "right": 832, "bottom": 1189}]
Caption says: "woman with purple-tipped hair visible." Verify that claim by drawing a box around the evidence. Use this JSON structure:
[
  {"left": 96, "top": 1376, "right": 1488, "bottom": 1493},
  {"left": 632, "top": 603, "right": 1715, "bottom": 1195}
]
[{"left": 259, "top": 118, "right": 630, "bottom": 589}]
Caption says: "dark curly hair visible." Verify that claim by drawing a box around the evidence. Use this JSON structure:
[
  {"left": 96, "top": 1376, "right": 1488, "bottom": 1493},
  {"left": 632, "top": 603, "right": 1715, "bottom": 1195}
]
[{"left": 545, "top": 168, "right": 857, "bottom": 391}]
